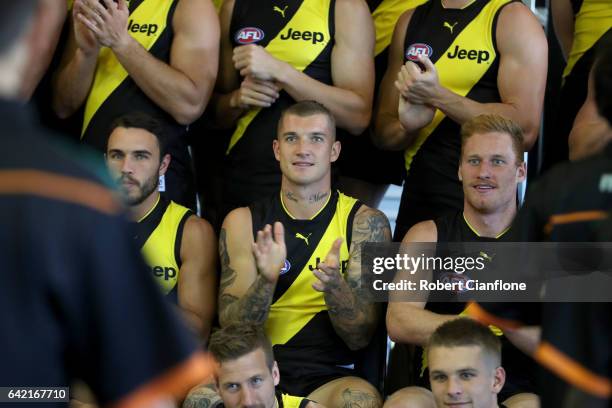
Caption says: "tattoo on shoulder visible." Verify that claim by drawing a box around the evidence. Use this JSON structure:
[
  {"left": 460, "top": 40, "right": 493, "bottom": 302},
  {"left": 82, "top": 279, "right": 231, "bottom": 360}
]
[
  {"left": 341, "top": 388, "right": 379, "bottom": 408},
  {"left": 353, "top": 208, "right": 391, "bottom": 244}
]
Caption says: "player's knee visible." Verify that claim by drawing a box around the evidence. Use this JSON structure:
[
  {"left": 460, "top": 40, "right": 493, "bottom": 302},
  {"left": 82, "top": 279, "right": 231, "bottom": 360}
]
[
  {"left": 182, "top": 383, "right": 222, "bottom": 408},
  {"left": 384, "top": 386, "right": 435, "bottom": 408},
  {"left": 502, "top": 392, "right": 540, "bottom": 408}
]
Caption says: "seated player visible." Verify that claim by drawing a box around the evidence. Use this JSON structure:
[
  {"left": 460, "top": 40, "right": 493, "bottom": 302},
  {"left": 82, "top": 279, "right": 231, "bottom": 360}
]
[
  {"left": 427, "top": 318, "right": 507, "bottom": 408},
  {"left": 106, "top": 112, "right": 217, "bottom": 342},
  {"left": 217, "top": 101, "right": 391, "bottom": 408},
  {"left": 385, "top": 115, "right": 538, "bottom": 408},
  {"left": 209, "top": 323, "right": 324, "bottom": 408}
]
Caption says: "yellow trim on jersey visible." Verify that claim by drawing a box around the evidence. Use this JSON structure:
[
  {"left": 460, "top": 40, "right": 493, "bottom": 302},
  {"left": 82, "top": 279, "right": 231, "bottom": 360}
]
[
  {"left": 265, "top": 192, "right": 358, "bottom": 346},
  {"left": 137, "top": 194, "right": 161, "bottom": 223},
  {"left": 82, "top": 0, "right": 174, "bottom": 137},
  {"left": 372, "top": 0, "right": 428, "bottom": 56},
  {"left": 462, "top": 213, "right": 510, "bottom": 239},
  {"left": 563, "top": 0, "right": 612, "bottom": 79},
  {"left": 280, "top": 393, "right": 307, "bottom": 408},
  {"left": 404, "top": 0, "right": 509, "bottom": 173},
  {"left": 279, "top": 190, "right": 332, "bottom": 220},
  {"left": 141, "top": 200, "right": 189, "bottom": 295},
  {"left": 226, "top": 0, "right": 333, "bottom": 154}
]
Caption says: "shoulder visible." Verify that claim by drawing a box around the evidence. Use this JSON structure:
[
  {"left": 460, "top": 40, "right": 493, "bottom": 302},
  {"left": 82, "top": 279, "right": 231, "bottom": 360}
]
[
  {"left": 183, "top": 214, "right": 216, "bottom": 244},
  {"left": 402, "top": 220, "right": 437, "bottom": 243},
  {"left": 221, "top": 206, "right": 253, "bottom": 236},
  {"left": 174, "top": 0, "right": 219, "bottom": 27},
  {"left": 352, "top": 205, "right": 392, "bottom": 243},
  {"left": 335, "top": 0, "right": 370, "bottom": 14},
  {"left": 496, "top": 1, "right": 546, "bottom": 44}
]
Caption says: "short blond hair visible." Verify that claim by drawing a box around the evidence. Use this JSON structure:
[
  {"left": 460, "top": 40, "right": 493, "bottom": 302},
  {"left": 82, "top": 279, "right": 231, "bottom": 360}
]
[{"left": 460, "top": 114, "right": 524, "bottom": 164}]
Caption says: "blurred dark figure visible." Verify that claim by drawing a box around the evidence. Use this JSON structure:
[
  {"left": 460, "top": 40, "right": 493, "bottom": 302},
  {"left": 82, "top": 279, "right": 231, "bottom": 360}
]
[{"left": 0, "top": 2, "right": 212, "bottom": 407}]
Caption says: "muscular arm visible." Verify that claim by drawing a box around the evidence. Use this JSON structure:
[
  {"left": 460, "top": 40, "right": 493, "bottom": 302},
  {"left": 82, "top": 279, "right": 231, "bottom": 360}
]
[
  {"left": 111, "top": 0, "right": 219, "bottom": 124},
  {"left": 386, "top": 221, "right": 458, "bottom": 346},
  {"left": 321, "top": 207, "right": 391, "bottom": 350},
  {"left": 217, "top": 209, "right": 280, "bottom": 327},
  {"left": 178, "top": 215, "right": 217, "bottom": 343},
  {"left": 569, "top": 67, "right": 612, "bottom": 160},
  {"left": 274, "top": 0, "right": 375, "bottom": 135},
  {"left": 551, "top": 0, "right": 574, "bottom": 60},
  {"left": 52, "top": 4, "right": 99, "bottom": 119},
  {"left": 373, "top": 9, "right": 434, "bottom": 151},
  {"left": 425, "top": 3, "right": 547, "bottom": 149}
]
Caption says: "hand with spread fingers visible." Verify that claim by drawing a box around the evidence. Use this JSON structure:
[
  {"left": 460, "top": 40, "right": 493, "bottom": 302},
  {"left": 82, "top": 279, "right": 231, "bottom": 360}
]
[
  {"left": 233, "top": 45, "right": 288, "bottom": 82},
  {"left": 230, "top": 76, "right": 281, "bottom": 109},
  {"left": 74, "top": 0, "right": 130, "bottom": 50},
  {"left": 312, "top": 238, "right": 346, "bottom": 293},
  {"left": 252, "top": 222, "right": 287, "bottom": 284}
]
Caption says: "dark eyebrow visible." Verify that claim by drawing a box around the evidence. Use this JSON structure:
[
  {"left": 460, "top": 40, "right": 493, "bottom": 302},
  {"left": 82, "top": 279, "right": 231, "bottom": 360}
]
[
  {"left": 107, "top": 149, "right": 125, "bottom": 155},
  {"left": 132, "top": 150, "right": 152, "bottom": 156}
]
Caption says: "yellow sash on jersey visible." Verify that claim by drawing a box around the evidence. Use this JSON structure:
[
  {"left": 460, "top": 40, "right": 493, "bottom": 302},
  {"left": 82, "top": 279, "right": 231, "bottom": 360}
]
[
  {"left": 372, "top": 0, "right": 428, "bottom": 56},
  {"left": 265, "top": 193, "right": 357, "bottom": 346},
  {"left": 404, "top": 0, "right": 509, "bottom": 173},
  {"left": 141, "top": 200, "right": 189, "bottom": 295},
  {"left": 82, "top": 0, "right": 173, "bottom": 137},
  {"left": 563, "top": 0, "right": 612, "bottom": 79},
  {"left": 280, "top": 394, "right": 307, "bottom": 408},
  {"left": 226, "top": 0, "right": 332, "bottom": 154}
]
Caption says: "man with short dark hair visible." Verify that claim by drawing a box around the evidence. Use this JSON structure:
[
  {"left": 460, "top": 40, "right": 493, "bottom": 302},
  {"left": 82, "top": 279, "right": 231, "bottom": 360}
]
[
  {"left": 209, "top": 323, "right": 323, "bottom": 408},
  {"left": 106, "top": 112, "right": 218, "bottom": 342},
  {"left": 0, "top": 2, "right": 211, "bottom": 404},
  {"left": 427, "top": 319, "right": 506, "bottom": 408},
  {"left": 216, "top": 100, "right": 390, "bottom": 408},
  {"left": 385, "top": 114, "right": 538, "bottom": 408}
]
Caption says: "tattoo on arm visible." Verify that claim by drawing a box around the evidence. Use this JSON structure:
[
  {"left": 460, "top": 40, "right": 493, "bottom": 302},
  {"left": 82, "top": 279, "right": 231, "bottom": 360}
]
[
  {"left": 183, "top": 383, "right": 223, "bottom": 408},
  {"left": 218, "top": 228, "right": 276, "bottom": 326},
  {"left": 341, "top": 388, "right": 380, "bottom": 408},
  {"left": 326, "top": 208, "right": 391, "bottom": 349}
]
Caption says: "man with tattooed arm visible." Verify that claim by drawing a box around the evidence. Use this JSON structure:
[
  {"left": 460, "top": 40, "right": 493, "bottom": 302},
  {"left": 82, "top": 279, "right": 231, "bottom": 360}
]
[{"left": 199, "top": 101, "right": 390, "bottom": 408}]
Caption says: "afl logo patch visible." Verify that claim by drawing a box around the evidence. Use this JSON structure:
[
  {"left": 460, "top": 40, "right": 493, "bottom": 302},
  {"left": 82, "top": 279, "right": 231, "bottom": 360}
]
[
  {"left": 235, "top": 27, "right": 265, "bottom": 44},
  {"left": 405, "top": 43, "right": 433, "bottom": 61},
  {"left": 439, "top": 272, "right": 470, "bottom": 293},
  {"left": 280, "top": 259, "right": 291, "bottom": 275}
]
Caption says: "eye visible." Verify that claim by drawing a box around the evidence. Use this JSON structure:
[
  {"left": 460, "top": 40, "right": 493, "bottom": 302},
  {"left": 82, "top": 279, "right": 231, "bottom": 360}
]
[
  {"left": 312, "top": 135, "right": 324, "bottom": 143},
  {"left": 134, "top": 153, "right": 149, "bottom": 160},
  {"left": 460, "top": 372, "right": 475, "bottom": 380},
  {"left": 285, "top": 135, "right": 297, "bottom": 142},
  {"left": 225, "top": 384, "right": 240, "bottom": 392},
  {"left": 431, "top": 374, "right": 447, "bottom": 382},
  {"left": 492, "top": 158, "right": 505, "bottom": 165},
  {"left": 467, "top": 158, "right": 480, "bottom": 165},
  {"left": 108, "top": 152, "right": 122, "bottom": 160}
]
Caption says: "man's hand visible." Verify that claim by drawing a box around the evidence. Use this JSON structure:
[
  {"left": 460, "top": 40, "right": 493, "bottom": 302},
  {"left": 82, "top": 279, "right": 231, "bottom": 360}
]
[
  {"left": 76, "top": 0, "right": 130, "bottom": 50},
  {"left": 312, "top": 238, "right": 346, "bottom": 293},
  {"left": 233, "top": 45, "right": 287, "bottom": 81},
  {"left": 72, "top": 0, "right": 101, "bottom": 56},
  {"left": 230, "top": 76, "right": 280, "bottom": 109},
  {"left": 397, "top": 55, "right": 442, "bottom": 106},
  {"left": 252, "top": 222, "right": 287, "bottom": 283}
]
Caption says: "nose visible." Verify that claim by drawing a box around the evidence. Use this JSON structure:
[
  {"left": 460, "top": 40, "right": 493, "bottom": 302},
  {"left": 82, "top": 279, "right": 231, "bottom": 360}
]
[
  {"left": 240, "top": 387, "right": 257, "bottom": 407},
  {"left": 476, "top": 161, "right": 492, "bottom": 179},
  {"left": 446, "top": 377, "right": 463, "bottom": 398},
  {"left": 120, "top": 156, "right": 133, "bottom": 174},
  {"left": 294, "top": 137, "right": 311, "bottom": 158}
]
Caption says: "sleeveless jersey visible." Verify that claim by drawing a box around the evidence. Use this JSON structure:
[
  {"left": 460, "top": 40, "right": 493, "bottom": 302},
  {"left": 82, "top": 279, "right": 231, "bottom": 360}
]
[
  {"left": 82, "top": 0, "right": 195, "bottom": 208},
  {"left": 225, "top": 0, "right": 335, "bottom": 209},
  {"left": 396, "top": 0, "right": 513, "bottom": 232},
  {"left": 415, "top": 210, "right": 537, "bottom": 398},
  {"left": 133, "top": 195, "right": 192, "bottom": 303},
  {"left": 249, "top": 190, "right": 362, "bottom": 394}
]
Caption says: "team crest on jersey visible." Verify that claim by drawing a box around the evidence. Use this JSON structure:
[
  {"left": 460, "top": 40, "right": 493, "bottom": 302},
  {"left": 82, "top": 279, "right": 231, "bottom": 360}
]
[
  {"left": 235, "top": 27, "right": 265, "bottom": 44},
  {"left": 280, "top": 259, "right": 291, "bottom": 275},
  {"left": 405, "top": 43, "right": 433, "bottom": 61},
  {"left": 439, "top": 272, "right": 470, "bottom": 294}
]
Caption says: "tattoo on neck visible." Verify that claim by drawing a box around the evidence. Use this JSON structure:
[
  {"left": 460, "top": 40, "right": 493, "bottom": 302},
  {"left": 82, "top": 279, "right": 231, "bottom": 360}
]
[
  {"left": 309, "top": 191, "right": 329, "bottom": 203},
  {"left": 284, "top": 191, "right": 299, "bottom": 202}
]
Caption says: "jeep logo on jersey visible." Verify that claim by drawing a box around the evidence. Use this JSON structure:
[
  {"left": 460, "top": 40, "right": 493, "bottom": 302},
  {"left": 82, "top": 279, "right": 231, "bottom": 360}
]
[
  {"left": 447, "top": 45, "right": 490, "bottom": 64},
  {"left": 405, "top": 43, "right": 433, "bottom": 61},
  {"left": 280, "top": 28, "right": 325, "bottom": 44},
  {"left": 308, "top": 258, "right": 349, "bottom": 274},
  {"left": 127, "top": 19, "right": 158, "bottom": 36},
  {"left": 280, "top": 259, "right": 291, "bottom": 275},
  {"left": 151, "top": 266, "right": 177, "bottom": 281},
  {"left": 235, "top": 27, "right": 265, "bottom": 44}
]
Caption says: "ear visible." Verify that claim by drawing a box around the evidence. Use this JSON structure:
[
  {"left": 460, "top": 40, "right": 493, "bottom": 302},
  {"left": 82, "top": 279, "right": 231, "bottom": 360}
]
[
  {"left": 330, "top": 140, "right": 341, "bottom": 163},
  {"left": 272, "top": 361, "right": 280, "bottom": 387},
  {"left": 492, "top": 366, "right": 505, "bottom": 394},
  {"left": 516, "top": 161, "right": 526, "bottom": 183},
  {"left": 457, "top": 162, "right": 463, "bottom": 182},
  {"left": 159, "top": 153, "right": 171, "bottom": 176},
  {"left": 273, "top": 139, "right": 280, "bottom": 162}
]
